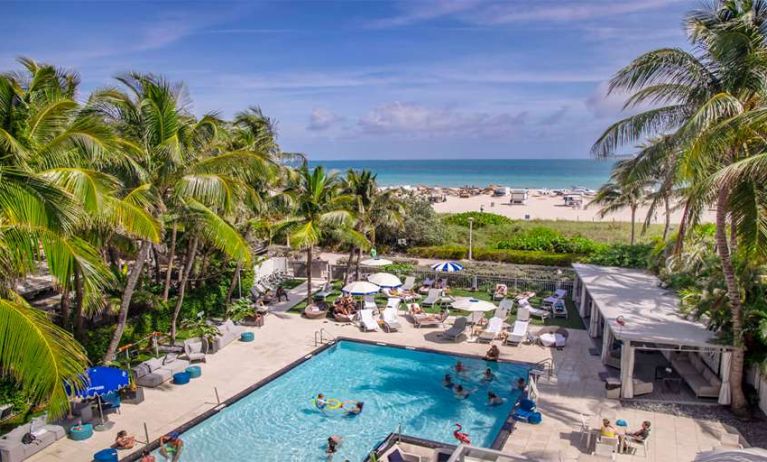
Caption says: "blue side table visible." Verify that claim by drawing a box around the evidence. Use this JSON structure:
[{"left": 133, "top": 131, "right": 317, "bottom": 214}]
[
  {"left": 93, "top": 448, "right": 118, "bottom": 462},
  {"left": 173, "top": 372, "right": 191, "bottom": 385},
  {"left": 70, "top": 423, "right": 93, "bottom": 441},
  {"left": 185, "top": 365, "right": 202, "bottom": 379},
  {"left": 240, "top": 331, "right": 255, "bottom": 342}
]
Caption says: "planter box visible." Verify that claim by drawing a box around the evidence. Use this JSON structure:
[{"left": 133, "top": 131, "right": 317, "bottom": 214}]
[{"left": 122, "top": 387, "right": 145, "bottom": 405}]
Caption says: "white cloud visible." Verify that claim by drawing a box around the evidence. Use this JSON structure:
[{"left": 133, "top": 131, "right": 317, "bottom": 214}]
[
  {"left": 540, "top": 106, "right": 569, "bottom": 125},
  {"left": 307, "top": 108, "right": 343, "bottom": 131},
  {"left": 358, "top": 101, "right": 527, "bottom": 137}
]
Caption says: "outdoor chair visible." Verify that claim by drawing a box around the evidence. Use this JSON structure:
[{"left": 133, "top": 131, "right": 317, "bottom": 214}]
[
  {"left": 625, "top": 429, "right": 651, "bottom": 458},
  {"left": 401, "top": 276, "right": 416, "bottom": 291},
  {"left": 493, "top": 283, "right": 508, "bottom": 300},
  {"left": 363, "top": 296, "right": 378, "bottom": 311},
  {"left": 182, "top": 338, "right": 207, "bottom": 363},
  {"left": 386, "top": 297, "right": 401, "bottom": 311},
  {"left": 518, "top": 299, "right": 550, "bottom": 321},
  {"left": 478, "top": 317, "right": 504, "bottom": 342},
  {"left": 495, "top": 298, "right": 513, "bottom": 320},
  {"left": 382, "top": 307, "right": 402, "bottom": 332},
  {"left": 421, "top": 289, "right": 442, "bottom": 307},
  {"left": 574, "top": 413, "right": 591, "bottom": 447},
  {"left": 442, "top": 317, "right": 467, "bottom": 342},
  {"left": 315, "top": 282, "right": 333, "bottom": 300},
  {"left": 412, "top": 308, "right": 448, "bottom": 328},
  {"left": 358, "top": 308, "right": 380, "bottom": 332},
  {"left": 552, "top": 299, "right": 568, "bottom": 319},
  {"left": 543, "top": 288, "right": 567, "bottom": 308},
  {"left": 506, "top": 320, "right": 529, "bottom": 345}
]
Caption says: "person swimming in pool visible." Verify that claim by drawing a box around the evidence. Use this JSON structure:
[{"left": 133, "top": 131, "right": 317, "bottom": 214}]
[
  {"left": 487, "top": 391, "right": 503, "bottom": 406},
  {"left": 454, "top": 384, "right": 470, "bottom": 399},
  {"left": 315, "top": 393, "right": 327, "bottom": 409},
  {"left": 326, "top": 435, "right": 343, "bottom": 458},
  {"left": 481, "top": 368, "right": 495, "bottom": 383},
  {"left": 159, "top": 432, "right": 183, "bottom": 462},
  {"left": 443, "top": 373, "right": 454, "bottom": 388},
  {"left": 346, "top": 402, "right": 364, "bottom": 415},
  {"left": 454, "top": 361, "right": 467, "bottom": 374}
]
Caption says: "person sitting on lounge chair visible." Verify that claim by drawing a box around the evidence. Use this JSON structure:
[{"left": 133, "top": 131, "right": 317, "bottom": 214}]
[
  {"left": 409, "top": 303, "right": 424, "bottom": 315},
  {"left": 600, "top": 418, "right": 618, "bottom": 438},
  {"left": 115, "top": 430, "right": 136, "bottom": 449},
  {"left": 454, "top": 384, "right": 470, "bottom": 399},
  {"left": 484, "top": 345, "right": 500, "bottom": 361},
  {"left": 622, "top": 421, "right": 651, "bottom": 452},
  {"left": 487, "top": 391, "right": 503, "bottom": 406}
]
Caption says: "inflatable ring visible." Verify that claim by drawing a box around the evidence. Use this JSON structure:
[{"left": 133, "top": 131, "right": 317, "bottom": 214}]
[{"left": 311, "top": 398, "right": 342, "bottom": 410}]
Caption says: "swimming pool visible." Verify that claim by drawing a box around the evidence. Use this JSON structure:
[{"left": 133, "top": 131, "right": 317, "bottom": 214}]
[{"left": 151, "top": 340, "right": 530, "bottom": 461}]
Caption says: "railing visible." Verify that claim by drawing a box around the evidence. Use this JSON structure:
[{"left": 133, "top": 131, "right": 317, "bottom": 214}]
[
  {"left": 531, "top": 358, "right": 555, "bottom": 383},
  {"left": 314, "top": 328, "right": 334, "bottom": 346}
]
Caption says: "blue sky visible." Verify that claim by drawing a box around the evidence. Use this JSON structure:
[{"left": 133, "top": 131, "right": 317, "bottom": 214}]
[{"left": 2, "top": 1, "right": 691, "bottom": 159}]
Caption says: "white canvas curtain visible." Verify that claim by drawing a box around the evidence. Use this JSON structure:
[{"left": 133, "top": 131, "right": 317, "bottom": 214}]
[
  {"left": 718, "top": 351, "right": 733, "bottom": 405},
  {"left": 588, "top": 302, "right": 600, "bottom": 338},
  {"left": 601, "top": 322, "right": 613, "bottom": 364},
  {"left": 620, "top": 342, "right": 635, "bottom": 398},
  {"left": 579, "top": 289, "right": 589, "bottom": 318}
]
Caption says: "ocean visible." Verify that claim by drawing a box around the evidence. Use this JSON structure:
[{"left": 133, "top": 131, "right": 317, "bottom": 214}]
[{"left": 307, "top": 159, "right": 616, "bottom": 189}]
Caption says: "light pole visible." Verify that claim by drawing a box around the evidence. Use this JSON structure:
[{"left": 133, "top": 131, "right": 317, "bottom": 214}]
[{"left": 468, "top": 217, "right": 474, "bottom": 261}]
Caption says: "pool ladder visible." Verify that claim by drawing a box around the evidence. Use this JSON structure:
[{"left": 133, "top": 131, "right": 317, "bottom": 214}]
[
  {"left": 531, "top": 358, "right": 555, "bottom": 383},
  {"left": 314, "top": 328, "right": 334, "bottom": 346}
]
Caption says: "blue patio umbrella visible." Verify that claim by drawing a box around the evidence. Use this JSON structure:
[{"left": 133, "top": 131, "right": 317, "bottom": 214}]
[
  {"left": 69, "top": 367, "right": 129, "bottom": 431},
  {"left": 430, "top": 261, "right": 464, "bottom": 273}
]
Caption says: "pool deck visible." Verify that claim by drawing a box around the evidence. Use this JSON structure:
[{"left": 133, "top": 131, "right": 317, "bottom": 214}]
[{"left": 29, "top": 313, "right": 741, "bottom": 462}]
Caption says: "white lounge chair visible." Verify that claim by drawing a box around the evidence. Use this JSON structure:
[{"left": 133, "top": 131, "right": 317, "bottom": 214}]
[
  {"left": 506, "top": 320, "right": 529, "bottom": 345},
  {"left": 382, "top": 307, "right": 402, "bottom": 332},
  {"left": 442, "top": 317, "right": 467, "bottom": 342},
  {"left": 543, "top": 289, "right": 568, "bottom": 308},
  {"left": 519, "top": 300, "right": 549, "bottom": 321},
  {"left": 421, "top": 288, "right": 442, "bottom": 307},
  {"left": 401, "top": 276, "right": 416, "bottom": 291},
  {"left": 364, "top": 295, "right": 378, "bottom": 311},
  {"left": 386, "top": 297, "right": 401, "bottom": 311},
  {"left": 359, "top": 309, "right": 380, "bottom": 331},
  {"left": 495, "top": 299, "right": 513, "bottom": 320},
  {"left": 315, "top": 282, "right": 333, "bottom": 300},
  {"left": 478, "top": 317, "right": 504, "bottom": 342}
]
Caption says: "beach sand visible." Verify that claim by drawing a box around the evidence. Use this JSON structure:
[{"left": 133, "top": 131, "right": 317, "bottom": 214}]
[{"left": 432, "top": 193, "right": 715, "bottom": 223}]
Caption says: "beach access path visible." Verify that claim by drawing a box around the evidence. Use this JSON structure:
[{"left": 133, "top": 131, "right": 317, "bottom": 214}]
[{"left": 432, "top": 193, "right": 715, "bottom": 223}]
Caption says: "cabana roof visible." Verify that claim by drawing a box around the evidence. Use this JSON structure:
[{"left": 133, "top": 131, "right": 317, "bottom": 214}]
[{"left": 572, "top": 263, "right": 730, "bottom": 350}]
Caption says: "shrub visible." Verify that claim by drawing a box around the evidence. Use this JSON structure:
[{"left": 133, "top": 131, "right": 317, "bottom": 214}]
[
  {"left": 496, "top": 226, "right": 598, "bottom": 254},
  {"left": 408, "top": 245, "right": 468, "bottom": 260},
  {"left": 378, "top": 197, "right": 448, "bottom": 247},
  {"left": 407, "top": 245, "right": 576, "bottom": 266},
  {"left": 443, "top": 212, "right": 514, "bottom": 228},
  {"left": 585, "top": 243, "right": 654, "bottom": 268}
]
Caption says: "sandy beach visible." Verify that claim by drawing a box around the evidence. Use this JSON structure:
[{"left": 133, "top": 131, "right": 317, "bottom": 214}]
[{"left": 432, "top": 192, "right": 716, "bottom": 223}]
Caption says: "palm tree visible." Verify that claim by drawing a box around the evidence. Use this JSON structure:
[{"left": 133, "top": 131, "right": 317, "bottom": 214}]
[
  {"left": 590, "top": 162, "right": 648, "bottom": 244},
  {"left": 282, "top": 165, "right": 359, "bottom": 305},
  {"left": 592, "top": 0, "right": 767, "bottom": 414}
]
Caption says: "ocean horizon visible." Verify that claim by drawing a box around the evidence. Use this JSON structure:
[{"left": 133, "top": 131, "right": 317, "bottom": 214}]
[{"left": 307, "top": 158, "right": 616, "bottom": 189}]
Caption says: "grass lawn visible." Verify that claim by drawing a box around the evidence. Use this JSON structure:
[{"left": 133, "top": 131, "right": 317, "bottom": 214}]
[{"left": 288, "top": 280, "right": 584, "bottom": 330}]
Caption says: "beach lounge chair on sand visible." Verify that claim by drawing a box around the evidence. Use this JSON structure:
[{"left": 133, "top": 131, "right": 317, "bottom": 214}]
[
  {"left": 442, "top": 317, "right": 468, "bottom": 342},
  {"left": 358, "top": 309, "right": 380, "bottom": 332},
  {"left": 478, "top": 317, "right": 504, "bottom": 342},
  {"left": 401, "top": 276, "right": 416, "bottom": 291},
  {"left": 382, "top": 307, "right": 402, "bottom": 332},
  {"left": 422, "top": 289, "right": 442, "bottom": 307},
  {"left": 506, "top": 319, "right": 530, "bottom": 346}
]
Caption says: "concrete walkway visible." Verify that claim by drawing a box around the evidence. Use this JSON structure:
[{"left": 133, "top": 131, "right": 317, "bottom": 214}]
[
  {"left": 268, "top": 279, "right": 327, "bottom": 313},
  {"left": 28, "top": 314, "right": 741, "bottom": 462}
]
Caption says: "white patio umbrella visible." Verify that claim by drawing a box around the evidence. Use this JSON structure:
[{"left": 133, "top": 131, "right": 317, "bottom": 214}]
[
  {"left": 360, "top": 258, "right": 393, "bottom": 267},
  {"left": 342, "top": 281, "right": 380, "bottom": 295},
  {"left": 367, "top": 272, "right": 402, "bottom": 288},
  {"left": 431, "top": 261, "right": 464, "bottom": 272},
  {"left": 451, "top": 297, "right": 496, "bottom": 323}
]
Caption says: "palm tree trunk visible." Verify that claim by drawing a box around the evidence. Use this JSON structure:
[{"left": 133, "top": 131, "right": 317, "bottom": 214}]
[
  {"left": 714, "top": 189, "right": 748, "bottom": 415},
  {"left": 630, "top": 205, "right": 637, "bottom": 245},
  {"left": 152, "top": 245, "right": 162, "bottom": 284},
  {"left": 162, "top": 222, "right": 178, "bottom": 302},
  {"left": 344, "top": 246, "right": 355, "bottom": 283},
  {"left": 355, "top": 248, "right": 362, "bottom": 280},
  {"left": 171, "top": 235, "right": 199, "bottom": 342},
  {"left": 673, "top": 198, "right": 692, "bottom": 256},
  {"left": 662, "top": 196, "right": 671, "bottom": 242},
  {"left": 306, "top": 245, "right": 313, "bottom": 307},
  {"left": 226, "top": 260, "right": 243, "bottom": 304},
  {"left": 103, "top": 240, "right": 152, "bottom": 363}
]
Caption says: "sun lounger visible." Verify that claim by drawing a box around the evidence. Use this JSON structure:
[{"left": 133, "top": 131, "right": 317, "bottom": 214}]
[
  {"left": 506, "top": 320, "right": 529, "bottom": 345},
  {"left": 421, "top": 288, "right": 442, "bottom": 307},
  {"left": 359, "top": 308, "right": 380, "bottom": 331},
  {"left": 495, "top": 298, "right": 513, "bottom": 320},
  {"left": 315, "top": 282, "right": 333, "bottom": 300},
  {"left": 493, "top": 283, "right": 508, "bottom": 300},
  {"left": 409, "top": 305, "right": 447, "bottom": 328},
  {"left": 478, "top": 317, "right": 504, "bottom": 342},
  {"left": 364, "top": 295, "right": 378, "bottom": 311},
  {"left": 422, "top": 277, "right": 434, "bottom": 287},
  {"left": 518, "top": 300, "right": 549, "bottom": 321},
  {"left": 382, "top": 307, "right": 402, "bottom": 332},
  {"left": 401, "top": 276, "right": 416, "bottom": 291},
  {"left": 552, "top": 299, "right": 568, "bottom": 318},
  {"left": 442, "top": 317, "right": 467, "bottom": 342},
  {"left": 334, "top": 312, "right": 355, "bottom": 323},
  {"left": 386, "top": 297, "right": 401, "bottom": 311},
  {"left": 542, "top": 289, "right": 568, "bottom": 307}
]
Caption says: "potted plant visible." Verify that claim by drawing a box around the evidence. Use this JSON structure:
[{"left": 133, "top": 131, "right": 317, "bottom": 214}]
[{"left": 227, "top": 299, "right": 259, "bottom": 326}]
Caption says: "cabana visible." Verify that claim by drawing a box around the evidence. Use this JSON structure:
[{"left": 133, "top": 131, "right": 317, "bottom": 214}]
[{"left": 572, "top": 264, "right": 734, "bottom": 403}]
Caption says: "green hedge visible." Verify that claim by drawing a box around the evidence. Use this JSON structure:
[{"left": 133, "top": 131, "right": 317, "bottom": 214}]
[
  {"left": 408, "top": 245, "right": 577, "bottom": 266},
  {"left": 443, "top": 212, "right": 514, "bottom": 228},
  {"left": 495, "top": 226, "right": 599, "bottom": 254}
]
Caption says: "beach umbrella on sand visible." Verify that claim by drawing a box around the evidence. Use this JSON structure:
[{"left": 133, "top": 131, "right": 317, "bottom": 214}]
[
  {"left": 360, "top": 258, "right": 393, "bottom": 267},
  {"left": 68, "top": 366, "right": 129, "bottom": 431},
  {"left": 342, "top": 281, "right": 380, "bottom": 295},
  {"left": 431, "top": 261, "right": 464, "bottom": 273},
  {"left": 367, "top": 272, "right": 402, "bottom": 288},
  {"left": 452, "top": 297, "right": 496, "bottom": 323}
]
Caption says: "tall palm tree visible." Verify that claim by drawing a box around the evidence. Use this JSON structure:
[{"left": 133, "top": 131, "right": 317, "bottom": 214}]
[
  {"left": 282, "top": 166, "right": 359, "bottom": 305},
  {"left": 592, "top": 0, "right": 767, "bottom": 413},
  {"left": 589, "top": 162, "right": 648, "bottom": 244}
]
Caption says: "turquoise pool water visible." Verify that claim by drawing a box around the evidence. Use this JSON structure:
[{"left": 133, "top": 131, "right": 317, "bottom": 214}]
[{"left": 155, "top": 341, "right": 530, "bottom": 461}]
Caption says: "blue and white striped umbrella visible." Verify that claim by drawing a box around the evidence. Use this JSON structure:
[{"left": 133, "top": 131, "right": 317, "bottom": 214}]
[{"left": 430, "top": 261, "right": 464, "bottom": 272}]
